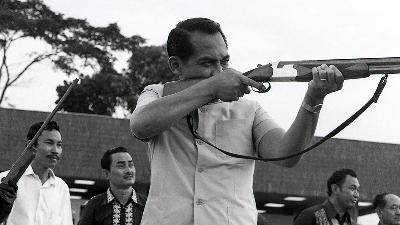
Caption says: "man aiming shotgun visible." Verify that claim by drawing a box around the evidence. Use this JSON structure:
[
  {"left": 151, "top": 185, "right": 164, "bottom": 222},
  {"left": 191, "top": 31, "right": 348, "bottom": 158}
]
[{"left": 130, "top": 17, "right": 344, "bottom": 225}]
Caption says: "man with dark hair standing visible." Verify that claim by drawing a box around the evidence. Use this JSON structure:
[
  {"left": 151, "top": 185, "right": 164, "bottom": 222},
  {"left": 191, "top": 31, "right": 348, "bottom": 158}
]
[
  {"left": 373, "top": 193, "right": 400, "bottom": 225},
  {"left": 293, "top": 168, "right": 360, "bottom": 225},
  {"left": 0, "top": 121, "right": 72, "bottom": 225},
  {"left": 78, "top": 147, "right": 146, "bottom": 225},
  {"left": 130, "top": 17, "right": 344, "bottom": 225}
]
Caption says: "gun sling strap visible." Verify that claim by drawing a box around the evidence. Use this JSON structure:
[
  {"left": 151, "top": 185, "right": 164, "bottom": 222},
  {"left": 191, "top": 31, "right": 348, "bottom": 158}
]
[{"left": 186, "top": 75, "right": 388, "bottom": 162}]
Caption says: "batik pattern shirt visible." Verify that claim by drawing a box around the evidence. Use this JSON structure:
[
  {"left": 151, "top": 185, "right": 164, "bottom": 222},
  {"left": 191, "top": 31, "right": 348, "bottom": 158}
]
[{"left": 78, "top": 188, "right": 145, "bottom": 225}]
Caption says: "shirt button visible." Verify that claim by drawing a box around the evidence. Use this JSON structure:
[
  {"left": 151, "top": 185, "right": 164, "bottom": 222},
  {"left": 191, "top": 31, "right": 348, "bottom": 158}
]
[
  {"left": 198, "top": 168, "right": 204, "bottom": 173},
  {"left": 196, "top": 199, "right": 205, "bottom": 205},
  {"left": 196, "top": 140, "right": 202, "bottom": 145}
]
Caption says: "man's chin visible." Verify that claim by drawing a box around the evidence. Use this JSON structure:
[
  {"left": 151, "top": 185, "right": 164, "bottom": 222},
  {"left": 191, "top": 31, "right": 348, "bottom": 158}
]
[{"left": 122, "top": 180, "right": 135, "bottom": 187}]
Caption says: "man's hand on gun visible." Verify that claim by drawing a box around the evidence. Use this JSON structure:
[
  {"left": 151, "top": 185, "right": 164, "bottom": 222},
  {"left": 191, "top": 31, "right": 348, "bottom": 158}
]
[
  {"left": 308, "top": 64, "right": 344, "bottom": 99},
  {"left": 207, "top": 64, "right": 344, "bottom": 103},
  {"left": 208, "top": 68, "right": 267, "bottom": 102}
]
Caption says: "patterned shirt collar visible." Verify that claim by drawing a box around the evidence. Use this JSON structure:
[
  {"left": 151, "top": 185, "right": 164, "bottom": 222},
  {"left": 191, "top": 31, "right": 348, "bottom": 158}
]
[
  {"left": 107, "top": 187, "right": 138, "bottom": 204},
  {"left": 323, "top": 199, "right": 352, "bottom": 223}
]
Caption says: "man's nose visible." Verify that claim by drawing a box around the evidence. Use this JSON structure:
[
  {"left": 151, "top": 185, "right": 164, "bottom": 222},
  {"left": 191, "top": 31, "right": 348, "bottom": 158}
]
[
  {"left": 51, "top": 144, "right": 61, "bottom": 154},
  {"left": 125, "top": 167, "right": 135, "bottom": 174}
]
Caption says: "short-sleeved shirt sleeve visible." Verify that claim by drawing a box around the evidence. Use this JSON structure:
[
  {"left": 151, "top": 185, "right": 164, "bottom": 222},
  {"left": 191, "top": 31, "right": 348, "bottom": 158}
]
[
  {"left": 252, "top": 101, "right": 281, "bottom": 153},
  {"left": 136, "top": 84, "right": 164, "bottom": 108}
]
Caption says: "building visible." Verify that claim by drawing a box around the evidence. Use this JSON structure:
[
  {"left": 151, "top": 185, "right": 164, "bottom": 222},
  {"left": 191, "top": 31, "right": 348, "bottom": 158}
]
[{"left": 1, "top": 107, "right": 399, "bottom": 224}]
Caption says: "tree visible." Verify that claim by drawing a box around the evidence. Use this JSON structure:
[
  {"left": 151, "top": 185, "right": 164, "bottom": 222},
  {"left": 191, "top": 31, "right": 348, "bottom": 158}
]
[
  {"left": 55, "top": 69, "right": 132, "bottom": 115},
  {"left": 0, "top": 0, "right": 144, "bottom": 105},
  {"left": 56, "top": 44, "right": 177, "bottom": 116},
  {"left": 125, "top": 44, "right": 177, "bottom": 111}
]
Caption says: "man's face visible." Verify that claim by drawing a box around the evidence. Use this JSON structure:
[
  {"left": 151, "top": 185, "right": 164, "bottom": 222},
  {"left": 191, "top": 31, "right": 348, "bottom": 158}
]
[
  {"left": 379, "top": 194, "right": 400, "bottom": 225},
  {"left": 335, "top": 175, "right": 360, "bottom": 210},
  {"left": 178, "top": 31, "right": 230, "bottom": 79},
  {"left": 32, "top": 129, "right": 62, "bottom": 169},
  {"left": 106, "top": 152, "right": 136, "bottom": 189}
]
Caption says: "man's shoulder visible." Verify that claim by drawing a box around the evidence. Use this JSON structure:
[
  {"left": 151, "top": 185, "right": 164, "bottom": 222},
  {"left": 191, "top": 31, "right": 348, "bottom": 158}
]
[
  {"left": 300, "top": 203, "right": 324, "bottom": 214},
  {"left": 83, "top": 192, "right": 108, "bottom": 207},
  {"left": 54, "top": 176, "right": 70, "bottom": 188},
  {"left": 294, "top": 203, "right": 324, "bottom": 221}
]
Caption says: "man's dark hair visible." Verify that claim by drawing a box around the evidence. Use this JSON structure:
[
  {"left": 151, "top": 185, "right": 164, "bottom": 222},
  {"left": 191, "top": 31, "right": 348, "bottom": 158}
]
[
  {"left": 26, "top": 121, "right": 60, "bottom": 146},
  {"left": 327, "top": 168, "right": 357, "bottom": 196},
  {"left": 167, "top": 17, "right": 228, "bottom": 62},
  {"left": 101, "top": 146, "right": 130, "bottom": 170},
  {"left": 373, "top": 193, "right": 389, "bottom": 209}
]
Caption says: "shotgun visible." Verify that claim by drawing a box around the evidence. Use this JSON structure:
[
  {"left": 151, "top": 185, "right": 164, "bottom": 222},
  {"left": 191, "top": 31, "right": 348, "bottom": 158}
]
[
  {"left": 164, "top": 57, "right": 400, "bottom": 96},
  {"left": 245, "top": 57, "right": 400, "bottom": 82},
  {"left": 163, "top": 57, "right": 392, "bottom": 161}
]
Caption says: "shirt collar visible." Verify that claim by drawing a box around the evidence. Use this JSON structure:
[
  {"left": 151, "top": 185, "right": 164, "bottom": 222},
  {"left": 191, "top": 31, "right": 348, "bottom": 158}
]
[
  {"left": 106, "top": 187, "right": 138, "bottom": 204},
  {"left": 25, "top": 165, "right": 56, "bottom": 185},
  {"left": 323, "top": 199, "right": 352, "bottom": 223}
]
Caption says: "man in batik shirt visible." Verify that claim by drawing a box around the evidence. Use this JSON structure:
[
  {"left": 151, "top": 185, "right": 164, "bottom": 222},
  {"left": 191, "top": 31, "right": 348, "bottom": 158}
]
[
  {"left": 293, "top": 169, "right": 360, "bottom": 225},
  {"left": 78, "top": 147, "right": 146, "bottom": 225}
]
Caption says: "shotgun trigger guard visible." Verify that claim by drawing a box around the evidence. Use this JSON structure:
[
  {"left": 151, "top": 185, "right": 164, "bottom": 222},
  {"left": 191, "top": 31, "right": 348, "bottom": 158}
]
[{"left": 251, "top": 81, "right": 271, "bottom": 93}]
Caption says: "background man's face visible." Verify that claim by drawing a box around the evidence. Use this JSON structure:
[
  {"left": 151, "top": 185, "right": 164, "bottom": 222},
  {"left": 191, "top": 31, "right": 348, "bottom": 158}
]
[
  {"left": 32, "top": 129, "right": 62, "bottom": 169},
  {"left": 179, "top": 31, "right": 229, "bottom": 80},
  {"left": 107, "top": 152, "right": 136, "bottom": 188},
  {"left": 379, "top": 194, "right": 400, "bottom": 225},
  {"left": 336, "top": 175, "right": 360, "bottom": 210}
]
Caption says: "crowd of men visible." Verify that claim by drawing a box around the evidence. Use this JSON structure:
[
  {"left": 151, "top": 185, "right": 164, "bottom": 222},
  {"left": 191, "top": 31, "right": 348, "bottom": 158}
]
[{"left": 1, "top": 17, "right": 399, "bottom": 225}]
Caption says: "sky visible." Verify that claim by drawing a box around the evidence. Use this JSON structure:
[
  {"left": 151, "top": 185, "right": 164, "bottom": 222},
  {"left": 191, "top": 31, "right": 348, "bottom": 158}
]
[{"left": 3, "top": 0, "right": 400, "bottom": 148}]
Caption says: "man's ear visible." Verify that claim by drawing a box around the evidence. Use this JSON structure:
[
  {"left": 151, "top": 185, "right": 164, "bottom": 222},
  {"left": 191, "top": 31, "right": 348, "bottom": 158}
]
[
  {"left": 331, "top": 184, "right": 340, "bottom": 194},
  {"left": 168, "top": 56, "right": 182, "bottom": 76},
  {"left": 102, "top": 169, "right": 110, "bottom": 180}
]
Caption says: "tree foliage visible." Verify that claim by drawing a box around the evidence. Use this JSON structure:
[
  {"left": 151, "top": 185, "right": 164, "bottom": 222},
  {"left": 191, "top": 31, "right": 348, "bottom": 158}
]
[
  {"left": 0, "top": 0, "right": 144, "bottom": 104},
  {"left": 125, "top": 45, "right": 176, "bottom": 111},
  {"left": 1, "top": 0, "right": 178, "bottom": 116},
  {"left": 56, "top": 69, "right": 132, "bottom": 115},
  {"left": 56, "top": 45, "right": 177, "bottom": 116}
]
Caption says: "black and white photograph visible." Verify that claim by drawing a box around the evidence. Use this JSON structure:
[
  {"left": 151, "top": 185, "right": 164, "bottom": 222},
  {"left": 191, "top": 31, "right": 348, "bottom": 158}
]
[{"left": 1, "top": 0, "right": 400, "bottom": 224}]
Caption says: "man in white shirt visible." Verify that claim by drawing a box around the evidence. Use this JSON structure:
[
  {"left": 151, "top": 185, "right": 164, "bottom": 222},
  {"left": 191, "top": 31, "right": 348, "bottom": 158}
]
[
  {"left": 0, "top": 121, "right": 73, "bottom": 225},
  {"left": 130, "top": 17, "right": 344, "bottom": 225}
]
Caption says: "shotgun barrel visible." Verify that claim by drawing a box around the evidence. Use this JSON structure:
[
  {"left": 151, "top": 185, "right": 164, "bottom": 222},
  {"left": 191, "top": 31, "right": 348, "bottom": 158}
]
[{"left": 245, "top": 57, "right": 400, "bottom": 82}]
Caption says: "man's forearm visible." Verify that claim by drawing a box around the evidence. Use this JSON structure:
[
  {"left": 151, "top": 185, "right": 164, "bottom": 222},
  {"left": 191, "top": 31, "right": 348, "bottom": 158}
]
[
  {"left": 259, "top": 88, "right": 324, "bottom": 167},
  {"left": 130, "top": 79, "right": 215, "bottom": 140}
]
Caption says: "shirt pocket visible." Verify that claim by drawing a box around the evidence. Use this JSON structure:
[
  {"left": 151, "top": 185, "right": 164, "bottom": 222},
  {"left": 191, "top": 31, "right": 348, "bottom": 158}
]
[{"left": 215, "top": 119, "right": 254, "bottom": 163}]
